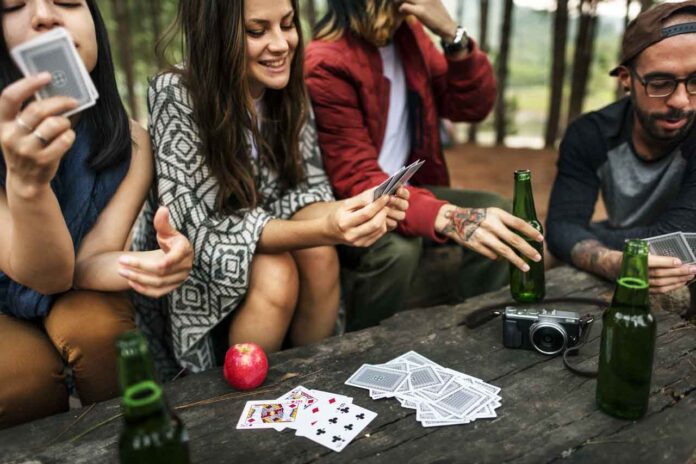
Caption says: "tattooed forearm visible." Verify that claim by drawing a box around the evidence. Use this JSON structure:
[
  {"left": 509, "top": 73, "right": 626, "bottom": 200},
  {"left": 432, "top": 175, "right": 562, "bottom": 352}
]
[
  {"left": 441, "top": 208, "right": 487, "bottom": 242},
  {"left": 570, "top": 239, "right": 619, "bottom": 281}
]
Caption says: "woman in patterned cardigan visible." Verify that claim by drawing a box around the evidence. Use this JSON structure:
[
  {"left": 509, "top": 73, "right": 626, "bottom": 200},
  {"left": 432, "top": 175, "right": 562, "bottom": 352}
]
[{"left": 132, "top": 0, "right": 410, "bottom": 376}]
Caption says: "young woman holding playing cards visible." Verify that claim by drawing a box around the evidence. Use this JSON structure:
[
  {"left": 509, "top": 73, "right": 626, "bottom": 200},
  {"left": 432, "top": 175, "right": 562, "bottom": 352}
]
[
  {"left": 0, "top": 0, "right": 193, "bottom": 428},
  {"left": 132, "top": 0, "right": 409, "bottom": 376}
]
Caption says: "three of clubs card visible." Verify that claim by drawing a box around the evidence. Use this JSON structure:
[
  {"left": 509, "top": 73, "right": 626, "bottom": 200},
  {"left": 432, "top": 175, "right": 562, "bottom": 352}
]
[{"left": 11, "top": 27, "right": 98, "bottom": 117}]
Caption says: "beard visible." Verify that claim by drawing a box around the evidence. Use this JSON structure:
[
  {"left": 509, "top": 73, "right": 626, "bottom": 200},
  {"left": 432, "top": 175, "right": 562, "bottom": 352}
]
[{"left": 631, "top": 92, "right": 696, "bottom": 143}]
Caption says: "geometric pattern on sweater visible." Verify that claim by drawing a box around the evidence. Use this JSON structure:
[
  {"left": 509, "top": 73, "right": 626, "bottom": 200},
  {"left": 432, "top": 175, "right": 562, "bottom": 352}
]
[{"left": 131, "top": 72, "right": 334, "bottom": 376}]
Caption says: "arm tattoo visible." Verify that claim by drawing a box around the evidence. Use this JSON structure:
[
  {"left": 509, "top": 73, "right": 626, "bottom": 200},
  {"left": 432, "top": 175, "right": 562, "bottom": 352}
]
[
  {"left": 570, "top": 239, "right": 617, "bottom": 280},
  {"left": 441, "top": 208, "right": 486, "bottom": 242}
]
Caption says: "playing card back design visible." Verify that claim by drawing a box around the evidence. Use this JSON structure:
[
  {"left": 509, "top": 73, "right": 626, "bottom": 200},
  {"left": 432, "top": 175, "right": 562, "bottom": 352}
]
[
  {"left": 11, "top": 28, "right": 97, "bottom": 117},
  {"left": 345, "top": 364, "right": 408, "bottom": 393},
  {"left": 646, "top": 233, "right": 696, "bottom": 264},
  {"left": 683, "top": 233, "right": 696, "bottom": 259}
]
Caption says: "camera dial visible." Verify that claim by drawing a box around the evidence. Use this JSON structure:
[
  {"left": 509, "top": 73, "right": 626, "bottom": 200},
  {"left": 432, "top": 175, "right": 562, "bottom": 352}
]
[{"left": 530, "top": 322, "right": 567, "bottom": 355}]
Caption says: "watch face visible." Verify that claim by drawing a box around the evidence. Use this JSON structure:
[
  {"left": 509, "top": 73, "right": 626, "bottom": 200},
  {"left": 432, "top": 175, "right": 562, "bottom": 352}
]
[{"left": 443, "top": 27, "right": 467, "bottom": 54}]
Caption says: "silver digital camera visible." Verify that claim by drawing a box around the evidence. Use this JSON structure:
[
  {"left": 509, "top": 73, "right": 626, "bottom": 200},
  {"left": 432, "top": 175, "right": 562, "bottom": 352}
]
[{"left": 502, "top": 307, "right": 583, "bottom": 355}]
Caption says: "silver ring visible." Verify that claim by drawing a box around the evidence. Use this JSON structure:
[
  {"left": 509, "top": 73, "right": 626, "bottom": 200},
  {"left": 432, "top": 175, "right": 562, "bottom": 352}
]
[
  {"left": 15, "top": 116, "right": 34, "bottom": 133},
  {"left": 32, "top": 129, "right": 49, "bottom": 146}
]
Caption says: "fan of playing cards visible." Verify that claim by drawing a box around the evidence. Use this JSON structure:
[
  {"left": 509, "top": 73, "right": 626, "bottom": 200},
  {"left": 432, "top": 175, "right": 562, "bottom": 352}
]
[
  {"left": 11, "top": 27, "right": 98, "bottom": 117},
  {"left": 373, "top": 159, "right": 425, "bottom": 201},
  {"left": 236, "top": 386, "right": 377, "bottom": 453},
  {"left": 345, "top": 351, "right": 502, "bottom": 427},
  {"left": 645, "top": 232, "right": 696, "bottom": 265}
]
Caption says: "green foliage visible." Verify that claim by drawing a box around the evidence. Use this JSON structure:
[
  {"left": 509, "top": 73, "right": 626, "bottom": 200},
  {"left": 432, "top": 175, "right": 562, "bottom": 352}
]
[{"left": 96, "top": 0, "right": 626, "bottom": 143}]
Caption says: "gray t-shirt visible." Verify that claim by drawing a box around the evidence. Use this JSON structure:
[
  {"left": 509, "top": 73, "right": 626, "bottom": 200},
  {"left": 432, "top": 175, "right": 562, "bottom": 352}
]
[{"left": 547, "top": 97, "right": 696, "bottom": 263}]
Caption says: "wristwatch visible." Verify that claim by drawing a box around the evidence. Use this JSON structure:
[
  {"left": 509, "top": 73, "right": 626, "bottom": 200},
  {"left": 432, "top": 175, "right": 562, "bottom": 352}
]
[{"left": 441, "top": 26, "right": 470, "bottom": 55}]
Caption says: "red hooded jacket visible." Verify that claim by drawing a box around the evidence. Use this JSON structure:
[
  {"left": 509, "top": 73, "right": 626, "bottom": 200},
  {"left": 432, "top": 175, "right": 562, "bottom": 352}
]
[{"left": 305, "top": 20, "right": 496, "bottom": 241}]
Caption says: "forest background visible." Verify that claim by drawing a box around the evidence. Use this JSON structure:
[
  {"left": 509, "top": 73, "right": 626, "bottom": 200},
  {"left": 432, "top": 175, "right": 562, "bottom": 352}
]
[{"left": 98, "top": 0, "right": 661, "bottom": 149}]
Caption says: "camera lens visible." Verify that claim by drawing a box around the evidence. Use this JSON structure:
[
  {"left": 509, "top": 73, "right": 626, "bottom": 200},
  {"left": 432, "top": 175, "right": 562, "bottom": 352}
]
[{"left": 530, "top": 323, "right": 567, "bottom": 355}]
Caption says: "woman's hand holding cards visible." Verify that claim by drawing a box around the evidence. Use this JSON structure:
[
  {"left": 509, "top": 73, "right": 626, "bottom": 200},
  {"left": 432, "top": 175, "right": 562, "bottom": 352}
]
[
  {"left": 117, "top": 207, "right": 194, "bottom": 298},
  {"left": 0, "top": 73, "right": 78, "bottom": 194},
  {"left": 326, "top": 189, "right": 393, "bottom": 247}
]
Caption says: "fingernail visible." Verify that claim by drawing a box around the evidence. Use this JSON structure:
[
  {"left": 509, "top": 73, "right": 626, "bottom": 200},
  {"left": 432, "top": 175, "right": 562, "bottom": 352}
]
[
  {"left": 118, "top": 269, "right": 130, "bottom": 278},
  {"left": 534, "top": 254, "right": 542, "bottom": 262},
  {"left": 690, "top": 266, "right": 696, "bottom": 274},
  {"left": 674, "top": 259, "right": 682, "bottom": 266},
  {"left": 537, "top": 235, "right": 544, "bottom": 242},
  {"left": 523, "top": 264, "right": 530, "bottom": 272},
  {"left": 119, "top": 256, "right": 133, "bottom": 265},
  {"left": 38, "top": 72, "right": 51, "bottom": 80}
]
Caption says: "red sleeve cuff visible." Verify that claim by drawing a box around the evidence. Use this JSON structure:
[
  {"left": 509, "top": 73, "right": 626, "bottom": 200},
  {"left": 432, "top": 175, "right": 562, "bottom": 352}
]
[{"left": 397, "top": 186, "right": 448, "bottom": 243}]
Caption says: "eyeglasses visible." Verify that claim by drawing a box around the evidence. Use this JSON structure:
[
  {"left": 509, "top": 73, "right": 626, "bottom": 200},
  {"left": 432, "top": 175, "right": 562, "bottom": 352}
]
[{"left": 630, "top": 68, "right": 696, "bottom": 98}]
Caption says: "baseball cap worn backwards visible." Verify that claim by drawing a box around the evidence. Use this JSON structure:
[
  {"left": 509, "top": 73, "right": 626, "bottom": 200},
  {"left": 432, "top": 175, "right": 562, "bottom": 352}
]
[{"left": 610, "top": 0, "right": 696, "bottom": 76}]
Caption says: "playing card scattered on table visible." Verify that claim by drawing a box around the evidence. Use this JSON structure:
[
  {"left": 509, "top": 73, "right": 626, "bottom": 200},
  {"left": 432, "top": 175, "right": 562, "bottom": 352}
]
[
  {"left": 237, "top": 385, "right": 377, "bottom": 453},
  {"left": 346, "top": 351, "right": 502, "bottom": 427},
  {"left": 644, "top": 232, "right": 696, "bottom": 264}
]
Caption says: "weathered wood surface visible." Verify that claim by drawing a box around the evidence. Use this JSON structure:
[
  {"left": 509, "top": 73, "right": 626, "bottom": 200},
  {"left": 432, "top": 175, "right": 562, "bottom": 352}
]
[{"left": 1, "top": 266, "right": 694, "bottom": 464}]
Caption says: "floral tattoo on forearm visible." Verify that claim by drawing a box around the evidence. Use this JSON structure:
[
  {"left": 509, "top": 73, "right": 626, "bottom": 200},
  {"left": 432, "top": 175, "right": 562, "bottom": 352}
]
[
  {"left": 442, "top": 208, "right": 486, "bottom": 242},
  {"left": 570, "top": 239, "right": 617, "bottom": 280}
]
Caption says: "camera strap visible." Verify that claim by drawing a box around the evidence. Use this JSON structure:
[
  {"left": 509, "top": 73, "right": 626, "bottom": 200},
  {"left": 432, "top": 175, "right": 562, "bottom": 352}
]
[
  {"left": 459, "top": 297, "right": 609, "bottom": 378},
  {"left": 563, "top": 313, "right": 600, "bottom": 378}
]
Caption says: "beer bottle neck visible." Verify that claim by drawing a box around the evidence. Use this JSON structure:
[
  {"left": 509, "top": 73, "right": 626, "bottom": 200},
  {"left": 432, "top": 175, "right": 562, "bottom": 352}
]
[
  {"left": 117, "top": 331, "right": 157, "bottom": 392},
  {"left": 122, "top": 381, "right": 169, "bottom": 424},
  {"left": 513, "top": 174, "right": 538, "bottom": 221},
  {"left": 612, "top": 240, "right": 650, "bottom": 310},
  {"left": 611, "top": 277, "right": 650, "bottom": 309}
]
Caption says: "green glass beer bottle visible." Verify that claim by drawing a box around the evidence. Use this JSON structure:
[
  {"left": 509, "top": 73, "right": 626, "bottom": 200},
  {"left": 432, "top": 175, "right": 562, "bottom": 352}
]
[
  {"left": 509, "top": 169, "right": 545, "bottom": 302},
  {"left": 116, "top": 331, "right": 190, "bottom": 463},
  {"left": 596, "top": 239, "right": 656, "bottom": 420}
]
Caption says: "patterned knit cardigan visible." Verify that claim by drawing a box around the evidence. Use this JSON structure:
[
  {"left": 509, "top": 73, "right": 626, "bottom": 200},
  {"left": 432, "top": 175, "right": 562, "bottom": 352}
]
[{"left": 132, "top": 73, "right": 335, "bottom": 377}]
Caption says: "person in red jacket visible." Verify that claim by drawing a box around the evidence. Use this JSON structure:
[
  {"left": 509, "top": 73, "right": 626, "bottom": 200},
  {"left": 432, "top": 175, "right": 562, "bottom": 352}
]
[{"left": 305, "top": 0, "right": 544, "bottom": 331}]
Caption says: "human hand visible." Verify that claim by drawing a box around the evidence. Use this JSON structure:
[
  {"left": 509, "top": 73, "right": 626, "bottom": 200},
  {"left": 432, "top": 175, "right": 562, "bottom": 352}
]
[
  {"left": 326, "top": 189, "right": 391, "bottom": 247},
  {"left": 0, "top": 73, "right": 78, "bottom": 194},
  {"left": 435, "top": 204, "right": 544, "bottom": 271},
  {"left": 648, "top": 255, "right": 696, "bottom": 294},
  {"left": 395, "top": 0, "right": 458, "bottom": 41},
  {"left": 386, "top": 187, "right": 410, "bottom": 231},
  {"left": 118, "top": 207, "right": 194, "bottom": 297}
]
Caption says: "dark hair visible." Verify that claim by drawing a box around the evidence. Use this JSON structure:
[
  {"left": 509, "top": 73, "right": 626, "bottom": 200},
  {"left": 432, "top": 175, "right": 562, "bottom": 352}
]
[
  {"left": 0, "top": 0, "right": 131, "bottom": 176},
  {"left": 315, "top": 0, "right": 397, "bottom": 46},
  {"left": 161, "top": 0, "right": 307, "bottom": 213}
]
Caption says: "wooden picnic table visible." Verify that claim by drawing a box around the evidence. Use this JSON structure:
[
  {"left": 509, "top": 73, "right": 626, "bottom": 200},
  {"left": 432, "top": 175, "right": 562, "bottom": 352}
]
[{"left": 1, "top": 266, "right": 694, "bottom": 464}]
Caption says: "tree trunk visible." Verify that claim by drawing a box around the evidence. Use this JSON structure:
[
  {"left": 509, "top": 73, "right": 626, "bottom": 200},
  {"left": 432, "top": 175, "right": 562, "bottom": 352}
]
[
  {"left": 615, "top": 0, "right": 632, "bottom": 99},
  {"left": 544, "top": 0, "right": 569, "bottom": 148},
  {"left": 148, "top": 0, "right": 164, "bottom": 68},
  {"left": 640, "top": 0, "right": 654, "bottom": 12},
  {"left": 110, "top": 0, "right": 139, "bottom": 119},
  {"left": 468, "top": 0, "right": 490, "bottom": 144},
  {"left": 145, "top": 0, "right": 165, "bottom": 70},
  {"left": 456, "top": 0, "right": 465, "bottom": 23},
  {"left": 494, "top": 0, "right": 514, "bottom": 146},
  {"left": 567, "top": 0, "right": 598, "bottom": 125},
  {"left": 305, "top": 0, "right": 317, "bottom": 28}
]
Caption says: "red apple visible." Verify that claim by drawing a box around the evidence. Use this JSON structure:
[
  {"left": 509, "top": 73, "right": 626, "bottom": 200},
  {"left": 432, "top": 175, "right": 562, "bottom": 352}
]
[{"left": 223, "top": 342, "right": 269, "bottom": 390}]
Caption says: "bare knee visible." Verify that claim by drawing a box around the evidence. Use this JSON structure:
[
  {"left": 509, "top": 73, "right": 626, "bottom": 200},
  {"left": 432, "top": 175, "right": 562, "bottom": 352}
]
[
  {"left": 249, "top": 253, "right": 299, "bottom": 316},
  {"left": 292, "top": 246, "right": 339, "bottom": 281}
]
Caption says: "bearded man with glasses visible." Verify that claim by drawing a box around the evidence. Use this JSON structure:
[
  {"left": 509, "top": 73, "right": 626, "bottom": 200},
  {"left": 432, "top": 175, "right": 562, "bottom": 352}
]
[{"left": 547, "top": 0, "right": 696, "bottom": 294}]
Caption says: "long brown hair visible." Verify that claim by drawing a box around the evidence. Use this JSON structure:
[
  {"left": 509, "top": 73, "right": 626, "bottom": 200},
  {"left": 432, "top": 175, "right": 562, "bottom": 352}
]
[
  {"left": 161, "top": 0, "right": 307, "bottom": 213},
  {"left": 315, "top": 0, "right": 398, "bottom": 46}
]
